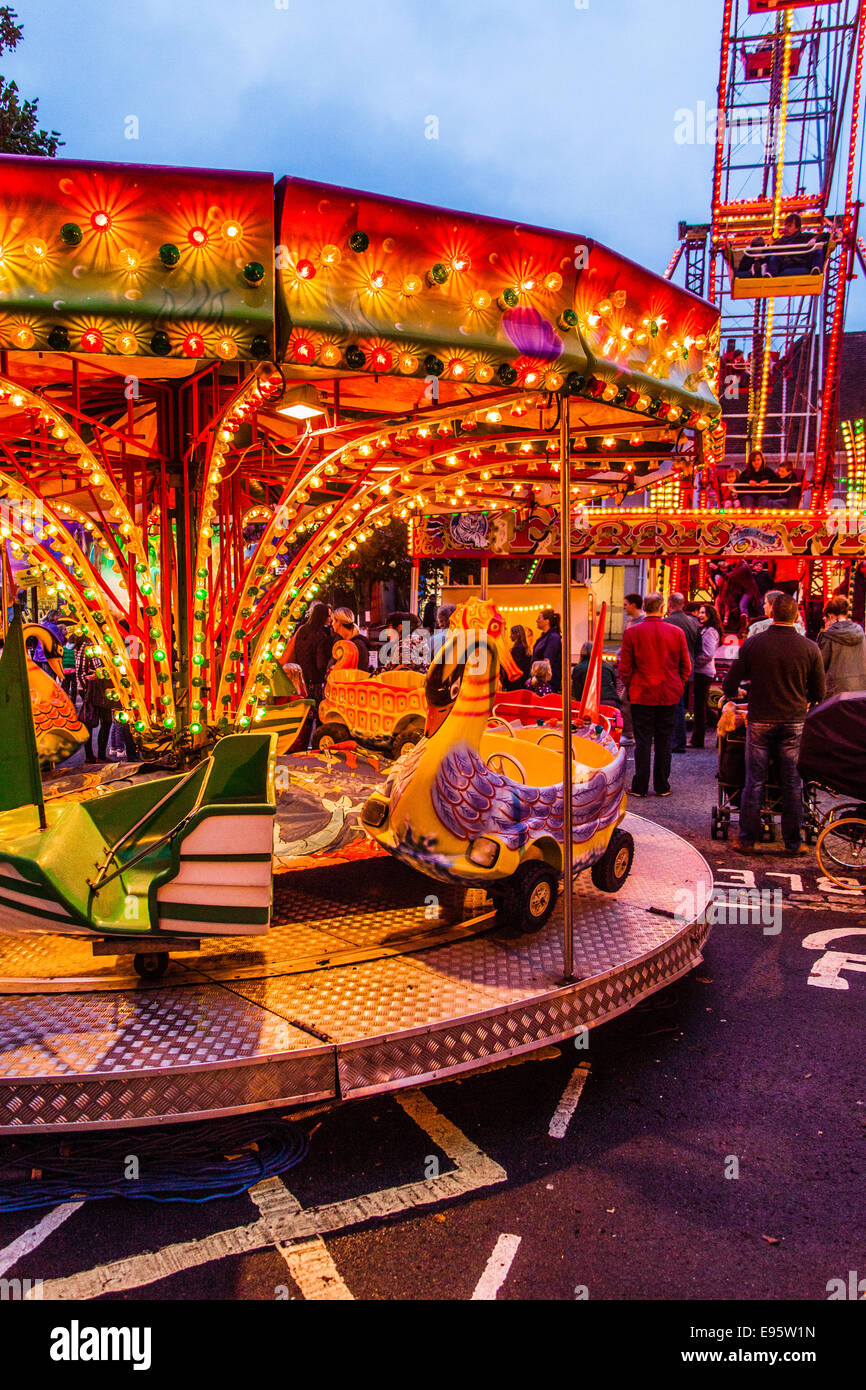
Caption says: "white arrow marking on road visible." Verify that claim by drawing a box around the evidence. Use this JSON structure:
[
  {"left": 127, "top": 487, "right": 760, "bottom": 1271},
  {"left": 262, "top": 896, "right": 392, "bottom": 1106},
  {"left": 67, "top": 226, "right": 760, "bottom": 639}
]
[
  {"left": 471, "top": 1234, "right": 522, "bottom": 1300},
  {"left": 548, "top": 1063, "right": 591, "bottom": 1138},
  {"left": 0, "top": 1202, "right": 82, "bottom": 1278}
]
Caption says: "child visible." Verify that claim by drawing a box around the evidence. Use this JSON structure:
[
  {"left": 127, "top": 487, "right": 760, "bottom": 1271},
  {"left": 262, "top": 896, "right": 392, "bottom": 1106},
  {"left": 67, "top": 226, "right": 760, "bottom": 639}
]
[{"left": 529, "top": 659, "right": 553, "bottom": 697}]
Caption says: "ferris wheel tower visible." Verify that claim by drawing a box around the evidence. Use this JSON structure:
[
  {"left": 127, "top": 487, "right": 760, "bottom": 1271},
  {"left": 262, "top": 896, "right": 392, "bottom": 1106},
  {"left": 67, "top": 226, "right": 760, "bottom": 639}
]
[{"left": 676, "top": 0, "right": 866, "bottom": 508}]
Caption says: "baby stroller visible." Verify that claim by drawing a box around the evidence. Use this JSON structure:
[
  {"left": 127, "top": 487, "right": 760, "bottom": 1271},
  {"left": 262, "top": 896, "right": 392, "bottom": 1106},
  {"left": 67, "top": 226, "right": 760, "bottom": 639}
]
[
  {"left": 710, "top": 703, "right": 821, "bottom": 843},
  {"left": 798, "top": 693, "right": 866, "bottom": 890}
]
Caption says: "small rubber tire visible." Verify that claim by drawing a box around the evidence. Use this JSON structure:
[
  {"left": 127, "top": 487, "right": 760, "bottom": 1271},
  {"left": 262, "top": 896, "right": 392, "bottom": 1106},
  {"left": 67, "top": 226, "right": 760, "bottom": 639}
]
[
  {"left": 133, "top": 952, "right": 168, "bottom": 981},
  {"left": 312, "top": 721, "right": 351, "bottom": 751},
  {"left": 391, "top": 729, "right": 422, "bottom": 760},
  {"left": 710, "top": 807, "right": 720, "bottom": 841},
  {"left": 494, "top": 862, "right": 559, "bottom": 934},
  {"left": 590, "top": 828, "right": 635, "bottom": 894}
]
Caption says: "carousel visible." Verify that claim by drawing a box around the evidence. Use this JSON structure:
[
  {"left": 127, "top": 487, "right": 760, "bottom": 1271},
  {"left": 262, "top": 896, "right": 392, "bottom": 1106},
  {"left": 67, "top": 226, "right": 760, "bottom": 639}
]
[{"left": 0, "top": 150, "right": 773, "bottom": 1131}]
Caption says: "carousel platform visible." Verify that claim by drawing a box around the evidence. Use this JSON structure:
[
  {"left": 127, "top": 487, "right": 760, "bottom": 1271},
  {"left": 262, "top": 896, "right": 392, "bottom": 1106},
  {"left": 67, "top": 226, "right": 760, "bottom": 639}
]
[{"left": 0, "top": 814, "right": 712, "bottom": 1132}]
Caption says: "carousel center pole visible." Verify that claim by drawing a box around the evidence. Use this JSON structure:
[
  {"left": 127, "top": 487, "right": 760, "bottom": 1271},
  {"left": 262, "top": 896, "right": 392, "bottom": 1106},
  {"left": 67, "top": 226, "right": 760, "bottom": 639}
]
[{"left": 560, "top": 393, "right": 575, "bottom": 983}]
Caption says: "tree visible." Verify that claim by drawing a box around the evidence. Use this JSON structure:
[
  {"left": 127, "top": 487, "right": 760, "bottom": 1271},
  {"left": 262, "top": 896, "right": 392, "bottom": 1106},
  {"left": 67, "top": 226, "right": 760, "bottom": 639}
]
[
  {"left": 0, "top": 7, "right": 62, "bottom": 155},
  {"left": 327, "top": 519, "right": 411, "bottom": 618}
]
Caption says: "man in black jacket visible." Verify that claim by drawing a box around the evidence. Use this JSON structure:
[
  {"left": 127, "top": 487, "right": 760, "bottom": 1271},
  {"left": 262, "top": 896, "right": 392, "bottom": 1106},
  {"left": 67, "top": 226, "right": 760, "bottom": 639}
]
[
  {"left": 665, "top": 593, "right": 700, "bottom": 753},
  {"left": 723, "top": 593, "right": 825, "bottom": 855}
]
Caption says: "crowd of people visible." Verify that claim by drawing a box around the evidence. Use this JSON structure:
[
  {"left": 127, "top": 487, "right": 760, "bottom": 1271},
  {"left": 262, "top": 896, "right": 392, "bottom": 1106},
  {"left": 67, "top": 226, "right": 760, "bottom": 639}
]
[{"left": 613, "top": 581, "right": 866, "bottom": 854}]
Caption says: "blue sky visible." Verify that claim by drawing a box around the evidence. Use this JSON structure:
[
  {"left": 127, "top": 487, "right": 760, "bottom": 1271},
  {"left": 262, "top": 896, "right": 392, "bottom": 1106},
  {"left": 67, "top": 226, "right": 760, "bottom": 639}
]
[{"left": 4, "top": 0, "right": 865, "bottom": 325}]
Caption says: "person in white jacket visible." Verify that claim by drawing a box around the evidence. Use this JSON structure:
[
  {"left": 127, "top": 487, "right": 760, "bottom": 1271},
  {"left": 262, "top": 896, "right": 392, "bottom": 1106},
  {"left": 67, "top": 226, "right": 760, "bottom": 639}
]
[{"left": 691, "top": 603, "right": 724, "bottom": 748}]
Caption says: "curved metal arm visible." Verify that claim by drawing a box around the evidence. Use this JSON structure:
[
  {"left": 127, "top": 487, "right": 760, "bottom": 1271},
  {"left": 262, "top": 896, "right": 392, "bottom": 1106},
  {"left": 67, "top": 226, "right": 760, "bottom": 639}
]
[{"left": 88, "top": 761, "right": 209, "bottom": 897}]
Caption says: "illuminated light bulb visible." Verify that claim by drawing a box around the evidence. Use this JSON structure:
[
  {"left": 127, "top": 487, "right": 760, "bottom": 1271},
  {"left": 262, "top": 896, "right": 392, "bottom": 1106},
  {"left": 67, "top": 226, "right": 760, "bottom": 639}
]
[
  {"left": 90, "top": 210, "right": 111, "bottom": 231},
  {"left": 402, "top": 273, "right": 423, "bottom": 296},
  {"left": 545, "top": 372, "right": 564, "bottom": 392},
  {"left": 371, "top": 347, "right": 393, "bottom": 371},
  {"left": 319, "top": 243, "right": 342, "bottom": 266},
  {"left": 449, "top": 358, "right": 467, "bottom": 379},
  {"left": 636, "top": 395, "right": 650, "bottom": 412},
  {"left": 81, "top": 328, "right": 104, "bottom": 353},
  {"left": 183, "top": 332, "right": 205, "bottom": 357},
  {"left": 451, "top": 256, "right": 471, "bottom": 273},
  {"left": 13, "top": 325, "right": 35, "bottom": 349},
  {"left": 695, "top": 335, "right": 708, "bottom": 351},
  {"left": 603, "top": 436, "right": 616, "bottom": 448},
  {"left": 292, "top": 337, "right": 316, "bottom": 363},
  {"left": 524, "top": 370, "right": 541, "bottom": 388},
  {"left": 621, "top": 325, "right": 633, "bottom": 339},
  {"left": 296, "top": 258, "right": 317, "bottom": 280},
  {"left": 395, "top": 352, "right": 418, "bottom": 374},
  {"left": 446, "top": 454, "right": 458, "bottom": 466},
  {"left": 217, "top": 335, "right": 238, "bottom": 360},
  {"left": 695, "top": 416, "right": 709, "bottom": 431},
  {"left": 602, "top": 383, "right": 618, "bottom": 402},
  {"left": 485, "top": 409, "right": 502, "bottom": 424},
  {"left": 368, "top": 269, "right": 388, "bottom": 291},
  {"left": 25, "top": 238, "right": 48, "bottom": 261},
  {"left": 222, "top": 219, "right": 244, "bottom": 242},
  {"left": 630, "top": 433, "right": 643, "bottom": 445},
  {"left": 586, "top": 313, "right": 601, "bottom": 327},
  {"left": 475, "top": 363, "right": 495, "bottom": 384},
  {"left": 320, "top": 342, "right": 342, "bottom": 367},
  {"left": 380, "top": 482, "right": 391, "bottom": 495},
  {"left": 472, "top": 290, "right": 492, "bottom": 312},
  {"left": 544, "top": 272, "right": 563, "bottom": 293},
  {"left": 188, "top": 226, "right": 208, "bottom": 247},
  {"left": 519, "top": 278, "right": 536, "bottom": 294},
  {"left": 359, "top": 443, "right": 373, "bottom": 456},
  {"left": 635, "top": 331, "right": 648, "bottom": 346},
  {"left": 118, "top": 248, "right": 139, "bottom": 272}
]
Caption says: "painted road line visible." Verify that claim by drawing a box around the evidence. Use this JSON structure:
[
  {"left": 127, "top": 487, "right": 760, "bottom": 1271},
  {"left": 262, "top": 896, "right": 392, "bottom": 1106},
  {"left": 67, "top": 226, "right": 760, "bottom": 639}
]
[
  {"left": 250, "top": 1175, "right": 353, "bottom": 1301},
  {"left": 0, "top": 1202, "right": 82, "bottom": 1279},
  {"left": 548, "top": 1063, "right": 591, "bottom": 1139},
  {"left": 31, "top": 1091, "right": 507, "bottom": 1300},
  {"left": 470, "top": 1234, "right": 522, "bottom": 1300}
]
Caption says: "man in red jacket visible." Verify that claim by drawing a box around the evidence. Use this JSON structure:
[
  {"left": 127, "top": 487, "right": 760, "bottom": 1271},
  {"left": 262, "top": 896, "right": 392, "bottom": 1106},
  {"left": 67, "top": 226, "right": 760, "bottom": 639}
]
[{"left": 618, "top": 592, "right": 691, "bottom": 797}]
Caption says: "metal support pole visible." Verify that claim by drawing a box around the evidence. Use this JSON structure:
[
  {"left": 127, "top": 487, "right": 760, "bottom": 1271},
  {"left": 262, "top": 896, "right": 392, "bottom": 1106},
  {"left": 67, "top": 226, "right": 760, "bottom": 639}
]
[{"left": 559, "top": 396, "right": 574, "bottom": 984}]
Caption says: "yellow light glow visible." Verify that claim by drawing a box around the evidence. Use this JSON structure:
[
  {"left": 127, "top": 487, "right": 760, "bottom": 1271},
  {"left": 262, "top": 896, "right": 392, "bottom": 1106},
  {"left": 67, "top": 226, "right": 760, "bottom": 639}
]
[
  {"left": 25, "top": 239, "right": 48, "bottom": 261},
  {"left": 321, "top": 343, "right": 342, "bottom": 367},
  {"left": 320, "top": 243, "right": 342, "bottom": 266},
  {"left": 398, "top": 353, "right": 418, "bottom": 373},
  {"left": 222, "top": 220, "right": 244, "bottom": 242},
  {"left": 475, "top": 363, "right": 495, "bottom": 383},
  {"left": 402, "top": 274, "right": 423, "bottom": 295},
  {"left": 472, "top": 290, "right": 492, "bottom": 311},
  {"left": 13, "top": 325, "right": 35, "bottom": 349}
]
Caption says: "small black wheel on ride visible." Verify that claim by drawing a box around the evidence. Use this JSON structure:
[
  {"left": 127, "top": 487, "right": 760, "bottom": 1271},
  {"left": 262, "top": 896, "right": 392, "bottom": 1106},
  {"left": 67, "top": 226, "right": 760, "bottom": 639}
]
[
  {"left": 133, "top": 952, "right": 169, "bottom": 981},
  {"left": 711, "top": 807, "right": 720, "bottom": 841},
  {"left": 391, "top": 729, "right": 422, "bottom": 760},
  {"left": 591, "top": 828, "right": 635, "bottom": 894},
  {"left": 494, "top": 862, "right": 559, "bottom": 934},
  {"left": 312, "top": 721, "right": 351, "bottom": 751}
]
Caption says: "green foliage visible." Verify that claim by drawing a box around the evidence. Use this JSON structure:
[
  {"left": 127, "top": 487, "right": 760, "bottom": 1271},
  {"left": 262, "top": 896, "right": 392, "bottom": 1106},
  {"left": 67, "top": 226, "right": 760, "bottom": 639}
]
[
  {"left": 327, "top": 519, "right": 411, "bottom": 611},
  {"left": 0, "top": 7, "right": 63, "bottom": 156}
]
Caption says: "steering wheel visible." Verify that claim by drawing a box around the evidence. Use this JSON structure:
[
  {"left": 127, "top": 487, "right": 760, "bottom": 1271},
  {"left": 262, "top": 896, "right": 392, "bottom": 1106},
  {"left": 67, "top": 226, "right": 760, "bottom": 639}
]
[{"left": 486, "top": 751, "right": 527, "bottom": 783}]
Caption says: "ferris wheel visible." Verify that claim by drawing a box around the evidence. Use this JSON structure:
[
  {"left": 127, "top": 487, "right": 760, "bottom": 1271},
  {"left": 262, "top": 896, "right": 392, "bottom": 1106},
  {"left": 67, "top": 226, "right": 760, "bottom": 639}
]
[{"left": 670, "top": 0, "right": 866, "bottom": 510}]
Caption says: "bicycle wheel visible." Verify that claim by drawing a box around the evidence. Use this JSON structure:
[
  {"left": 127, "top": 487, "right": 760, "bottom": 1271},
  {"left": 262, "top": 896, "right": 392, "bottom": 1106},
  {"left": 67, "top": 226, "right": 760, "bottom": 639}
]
[{"left": 816, "top": 817, "right": 866, "bottom": 891}]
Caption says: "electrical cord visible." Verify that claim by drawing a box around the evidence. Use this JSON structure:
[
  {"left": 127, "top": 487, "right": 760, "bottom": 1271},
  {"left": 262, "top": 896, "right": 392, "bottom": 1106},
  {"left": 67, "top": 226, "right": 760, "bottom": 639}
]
[{"left": 0, "top": 1113, "right": 309, "bottom": 1212}]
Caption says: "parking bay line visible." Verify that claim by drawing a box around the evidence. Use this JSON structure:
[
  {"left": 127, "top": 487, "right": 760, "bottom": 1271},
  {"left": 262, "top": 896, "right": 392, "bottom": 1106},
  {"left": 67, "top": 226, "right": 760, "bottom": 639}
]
[
  {"left": 548, "top": 1063, "right": 591, "bottom": 1139},
  {"left": 29, "top": 1090, "right": 507, "bottom": 1300}
]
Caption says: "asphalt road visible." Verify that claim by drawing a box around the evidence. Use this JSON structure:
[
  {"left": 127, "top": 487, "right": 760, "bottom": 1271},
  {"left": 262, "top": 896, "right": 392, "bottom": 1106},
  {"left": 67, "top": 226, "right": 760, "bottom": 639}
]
[{"left": 1, "top": 746, "right": 864, "bottom": 1308}]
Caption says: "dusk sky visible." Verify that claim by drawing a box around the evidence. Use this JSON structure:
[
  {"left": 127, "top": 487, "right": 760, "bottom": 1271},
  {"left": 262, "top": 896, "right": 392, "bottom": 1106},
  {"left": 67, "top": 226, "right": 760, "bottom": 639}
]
[{"left": 4, "top": 0, "right": 865, "bottom": 324}]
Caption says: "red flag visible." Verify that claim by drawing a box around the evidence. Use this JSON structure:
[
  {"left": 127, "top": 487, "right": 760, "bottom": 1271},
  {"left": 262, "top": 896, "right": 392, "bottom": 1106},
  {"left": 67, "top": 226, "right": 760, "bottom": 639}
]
[{"left": 577, "top": 602, "right": 606, "bottom": 725}]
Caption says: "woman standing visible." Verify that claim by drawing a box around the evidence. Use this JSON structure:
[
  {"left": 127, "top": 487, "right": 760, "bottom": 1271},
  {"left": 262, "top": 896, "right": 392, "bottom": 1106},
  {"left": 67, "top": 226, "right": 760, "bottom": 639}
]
[
  {"left": 691, "top": 602, "right": 723, "bottom": 748},
  {"left": 501, "top": 624, "right": 532, "bottom": 691},
  {"left": 532, "top": 610, "right": 563, "bottom": 693},
  {"left": 292, "top": 602, "right": 334, "bottom": 704}
]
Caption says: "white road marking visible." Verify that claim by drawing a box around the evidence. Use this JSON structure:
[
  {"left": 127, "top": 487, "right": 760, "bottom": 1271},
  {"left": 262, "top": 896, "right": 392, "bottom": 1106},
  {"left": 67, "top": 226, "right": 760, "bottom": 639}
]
[
  {"left": 31, "top": 1090, "right": 507, "bottom": 1300},
  {"left": 250, "top": 1176, "right": 353, "bottom": 1301},
  {"left": 470, "top": 1234, "right": 521, "bottom": 1300},
  {"left": 548, "top": 1063, "right": 591, "bottom": 1138},
  {"left": 0, "top": 1202, "right": 82, "bottom": 1279}
]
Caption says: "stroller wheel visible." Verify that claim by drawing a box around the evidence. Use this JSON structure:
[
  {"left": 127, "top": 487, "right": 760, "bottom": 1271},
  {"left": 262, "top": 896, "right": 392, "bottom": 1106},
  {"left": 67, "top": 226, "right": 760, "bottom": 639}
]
[{"left": 711, "top": 807, "right": 719, "bottom": 840}]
